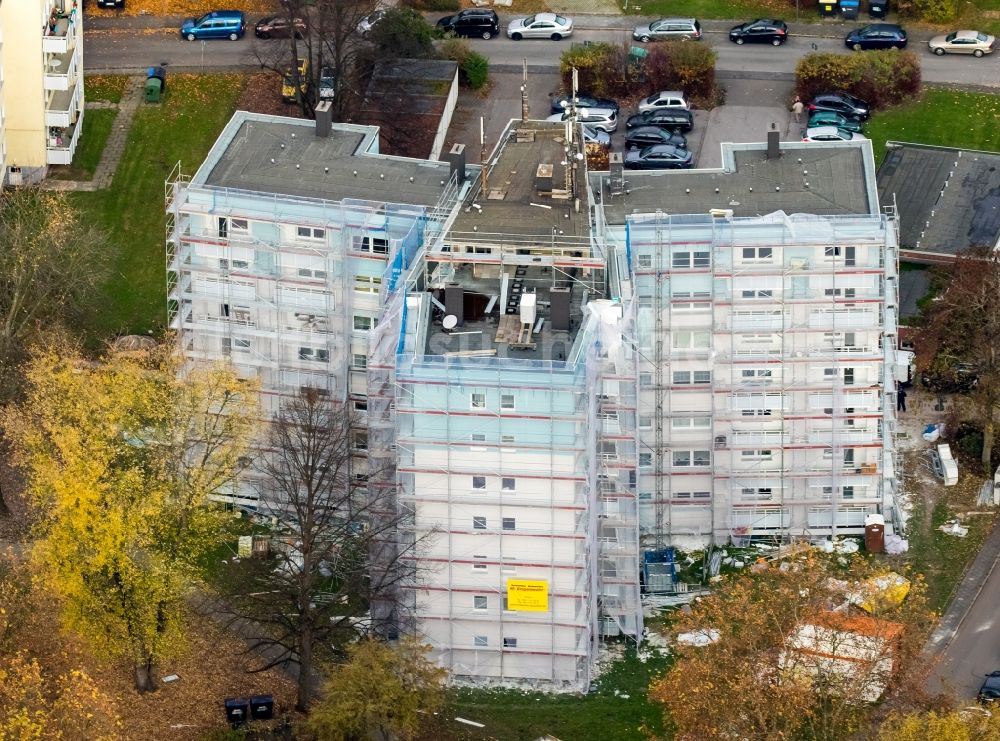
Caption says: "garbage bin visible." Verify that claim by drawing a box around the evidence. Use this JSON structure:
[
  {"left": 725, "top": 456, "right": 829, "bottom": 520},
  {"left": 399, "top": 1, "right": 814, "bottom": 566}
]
[
  {"left": 819, "top": 0, "right": 838, "bottom": 16},
  {"left": 839, "top": 0, "right": 860, "bottom": 19},
  {"left": 144, "top": 77, "right": 162, "bottom": 103},
  {"left": 147, "top": 65, "right": 166, "bottom": 92},
  {"left": 868, "top": 0, "right": 889, "bottom": 17}
]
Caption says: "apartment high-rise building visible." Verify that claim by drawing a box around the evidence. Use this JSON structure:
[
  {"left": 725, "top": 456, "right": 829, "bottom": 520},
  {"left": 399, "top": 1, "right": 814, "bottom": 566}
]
[
  {"left": 0, "top": 0, "right": 84, "bottom": 184},
  {"left": 171, "top": 114, "right": 901, "bottom": 692}
]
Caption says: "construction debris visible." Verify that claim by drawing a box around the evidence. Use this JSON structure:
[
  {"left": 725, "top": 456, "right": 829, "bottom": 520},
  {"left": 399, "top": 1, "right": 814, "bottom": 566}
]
[{"left": 938, "top": 519, "right": 969, "bottom": 537}]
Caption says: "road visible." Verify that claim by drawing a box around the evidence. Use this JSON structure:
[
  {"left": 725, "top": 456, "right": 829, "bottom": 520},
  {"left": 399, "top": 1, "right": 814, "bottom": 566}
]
[{"left": 83, "top": 25, "right": 1000, "bottom": 89}]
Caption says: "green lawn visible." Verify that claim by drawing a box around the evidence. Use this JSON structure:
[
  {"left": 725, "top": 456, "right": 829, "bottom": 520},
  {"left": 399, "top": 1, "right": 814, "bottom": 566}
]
[
  {"left": 84, "top": 73, "right": 130, "bottom": 104},
  {"left": 46, "top": 108, "right": 117, "bottom": 181},
  {"left": 866, "top": 88, "right": 1000, "bottom": 165},
  {"left": 421, "top": 644, "right": 672, "bottom": 741},
  {"left": 622, "top": 0, "right": 795, "bottom": 21},
  {"left": 71, "top": 73, "right": 245, "bottom": 340}
]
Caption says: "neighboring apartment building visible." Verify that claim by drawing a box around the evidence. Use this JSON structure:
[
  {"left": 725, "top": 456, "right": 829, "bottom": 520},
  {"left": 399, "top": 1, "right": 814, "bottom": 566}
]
[
  {"left": 0, "top": 0, "right": 84, "bottom": 184},
  {"left": 170, "top": 112, "right": 900, "bottom": 692}
]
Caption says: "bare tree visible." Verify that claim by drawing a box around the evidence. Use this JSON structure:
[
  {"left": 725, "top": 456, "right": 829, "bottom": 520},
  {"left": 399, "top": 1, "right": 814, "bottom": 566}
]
[
  {"left": 221, "top": 389, "right": 424, "bottom": 711},
  {"left": 920, "top": 250, "right": 1000, "bottom": 471}
]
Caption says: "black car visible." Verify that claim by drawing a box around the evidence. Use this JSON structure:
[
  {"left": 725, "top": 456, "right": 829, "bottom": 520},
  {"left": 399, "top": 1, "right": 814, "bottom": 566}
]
[
  {"left": 807, "top": 92, "right": 870, "bottom": 121},
  {"left": 845, "top": 23, "right": 907, "bottom": 50},
  {"left": 436, "top": 9, "right": 500, "bottom": 39},
  {"left": 921, "top": 362, "right": 978, "bottom": 393},
  {"left": 625, "top": 126, "right": 687, "bottom": 149},
  {"left": 624, "top": 144, "right": 693, "bottom": 170},
  {"left": 254, "top": 15, "right": 307, "bottom": 39},
  {"left": 625, "top": 108, "right": 694, "bottom": 132},
  {"left": 550, "top": 93, "right": 620, "bottom": 115},
  {"left": 729, "top": 19, "right": 788, "bottom": 46},
  {"left": 979, "top": 671, "right": 1000, "bottom": 703}
]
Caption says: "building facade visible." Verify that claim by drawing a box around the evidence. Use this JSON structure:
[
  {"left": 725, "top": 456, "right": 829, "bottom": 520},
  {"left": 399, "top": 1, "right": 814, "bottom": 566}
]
[
  {"left": 0, "top": 0, "right": 84, "bottom": 184},
  {"left": 171, "top": 112, "right": 900, "bottom": 692}
]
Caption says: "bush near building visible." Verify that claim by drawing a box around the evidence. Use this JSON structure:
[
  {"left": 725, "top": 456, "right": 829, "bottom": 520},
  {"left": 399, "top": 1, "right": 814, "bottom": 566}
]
[
  {"left": 796, "top": 50, "right": 921, "bottom": 111},
  {"left": 897, "top": 0, "right": 959, "bottom": 23},
  {"left": 559, "top": 40, "right": 717, "bottom": 107}
]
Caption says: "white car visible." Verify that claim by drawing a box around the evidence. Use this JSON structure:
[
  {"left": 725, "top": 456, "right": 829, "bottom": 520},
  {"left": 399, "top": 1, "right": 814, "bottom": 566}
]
[
  {"left": 637, "top": 90, "right": 689, "bottom": 113},
  {"left": 582, "top": 125, "right": 611, "bottom": 148},
  {"left": 546, "top": 107, "right": 618, "bottom": 132},
  {"left": 357, "top": 9, "right": 386, "bottom": 37},
  {"left": 507, "top": 12, "right": 573, "bottom": 41},
  {"left": 802, "top": 125, "right": 867, "bottom": 143}
]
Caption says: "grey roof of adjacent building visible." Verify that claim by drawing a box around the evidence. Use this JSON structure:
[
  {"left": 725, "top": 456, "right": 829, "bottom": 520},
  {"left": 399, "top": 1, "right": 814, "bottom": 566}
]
[
  {"left": 592, "top": 140, "right": 879, "bottom": 226},
  {"left": 877, "top": 141, "right": 1000, "bottom": 256},
  {"left": 193, "top": 111, "right": 457, "bottom": 207}
]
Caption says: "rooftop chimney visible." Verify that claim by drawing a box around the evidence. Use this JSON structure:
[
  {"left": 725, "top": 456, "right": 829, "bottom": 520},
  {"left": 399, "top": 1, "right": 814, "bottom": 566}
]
[
  {"left": 767, "top": 129, "right": 780, "bottom": 159},
  {"left": 315, "top": 100, "right": 332, "bottom": 138},
  {"left": 446, "top": 143, "right": 466, "bottom": 183}
]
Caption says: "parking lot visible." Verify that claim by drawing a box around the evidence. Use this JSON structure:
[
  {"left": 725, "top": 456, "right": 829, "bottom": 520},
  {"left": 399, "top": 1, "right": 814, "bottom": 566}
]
[{"left": 447, "top": 73, "right": 799, "bottom": 171}]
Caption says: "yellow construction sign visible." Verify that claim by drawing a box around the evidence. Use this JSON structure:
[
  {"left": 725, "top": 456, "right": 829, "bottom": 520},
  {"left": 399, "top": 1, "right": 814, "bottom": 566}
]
[{"left": 507, "top": 579, "right": 549, "bottom": 612}]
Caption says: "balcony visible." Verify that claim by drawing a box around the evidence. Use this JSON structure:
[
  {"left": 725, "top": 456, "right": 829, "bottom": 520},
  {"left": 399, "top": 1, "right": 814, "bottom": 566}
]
[
  {"left": 43, "top": 47, "right": 78, "bottom": 92},
  {"left": 42, "top": 14, "right": 78, "bottom": 55},
  {"left": 45, "top": 78, "right": 81, "bottom": 128},
  {"left": 46, "top": 112, "right": 83, "bottom": 165}
]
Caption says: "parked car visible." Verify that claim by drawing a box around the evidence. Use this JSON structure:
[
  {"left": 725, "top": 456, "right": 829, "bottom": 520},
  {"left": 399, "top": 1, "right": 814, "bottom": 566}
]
[
  {"left": 546, "top": 107, "right": 618, "bottom": 132},
  {"left": 281, "top": 57, "right": 309, "bottom": 103},
  {"left": 96, "top": 0, "right": 125, "bottom": 8},
  {"left": 922, "top": 362, "right": 978, "bottom": 393},
  {"left": 978, "top": 672, "right": 1000, "bottom": 703},
  {"left": 806, "top": 110, "right": 864, "bottom": 133},
  {"left": 625, "top": 108, "right": 694, "bottom": 132},
  {"left": 318, "top": 66, "right": 336, "bottom": 101},
  {"left": 845, "top": 23, "right": 907, "bottom": 50},
  {"left": 507, "top": 13, "right": 573, "bottom": 41},
  {"left": 928, "top": 29, "right": 995, "bottom": 56},
  {"left": 356, "top": 9, "right": 386, "bottom": 38},
  {"left": 582, "top": 126, "right": 611, "bottom": 148},
  {"left": 802, "top": 126, "right": 867, "bottom": 142},
  {"left": 638, "top": 91, "right": 689, "bottom": 112},
  {"left": 436, "top": 9, "right": 500, "bottom": 40},
  {"left": 729, "top": 19, "right": 788, "bottom": 45},
  {"left": 632, "top": 18, "right": 702, "bottom": 42},
  {"left": 808, "top": 92, "right": 870, "bottom": 121},
  {"left": 254, "top": 15, "right": 307, "bottom": 39},
  {"left": 625, "top": 126, "right": 688, "bottom": 149},
  {"left": 181, "top": 10, "right": 246, "bottom": 41},
  {"left": 550, "top": 93, "right": 619, "bottom": 115},
  {"left": 624, "top": 144, "right": 693, "bottom": 170}
]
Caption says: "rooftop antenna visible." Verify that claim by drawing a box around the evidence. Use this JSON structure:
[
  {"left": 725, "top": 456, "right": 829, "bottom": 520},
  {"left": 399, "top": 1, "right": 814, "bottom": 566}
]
[
  {"left": 480, "top": 116, "right": 488, "bottom": 196},
  {"left": 520, "top": 58, "right": 529, "bottom": 121}
]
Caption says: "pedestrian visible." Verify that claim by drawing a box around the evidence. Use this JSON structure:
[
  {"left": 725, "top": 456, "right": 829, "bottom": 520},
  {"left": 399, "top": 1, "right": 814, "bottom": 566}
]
[
  {"left": 791, "top": 95, "right": 804, "bottom": 124},
  {"left": 897, "top": 387, "right": 907, "bottom": 412}
]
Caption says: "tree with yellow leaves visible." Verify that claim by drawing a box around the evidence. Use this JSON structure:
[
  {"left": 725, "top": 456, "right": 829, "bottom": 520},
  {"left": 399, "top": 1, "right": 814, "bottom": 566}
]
[
  {"left": 879, "top": 708, "right": 1000, "bottom": 740},
  {"left": 3, "top": 342, "right": 259, "bottom": 693}
]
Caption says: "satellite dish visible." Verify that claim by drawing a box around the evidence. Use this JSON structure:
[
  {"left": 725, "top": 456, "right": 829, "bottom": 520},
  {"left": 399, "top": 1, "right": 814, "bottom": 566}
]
[
  {"left": 442, "top": 315, "right": 458, "bottom": 330},
  {"left": 579, "top": 107, "right": 590, "bottom": 117}
]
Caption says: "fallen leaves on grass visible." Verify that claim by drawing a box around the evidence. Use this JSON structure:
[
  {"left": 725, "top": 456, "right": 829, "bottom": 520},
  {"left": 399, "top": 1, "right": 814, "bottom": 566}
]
[
  {"left": 87, "top": 0, "right": 276, "bottom": 18},
  {"left": 237, "top": 71, "right": 305, "bottom": 118},
  {"left": 84, "top": 73, "right": 130, "bottom": 103}
]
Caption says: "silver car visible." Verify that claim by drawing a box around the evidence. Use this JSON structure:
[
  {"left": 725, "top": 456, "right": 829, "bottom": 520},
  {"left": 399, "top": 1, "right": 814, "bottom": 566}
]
[
  {"left": 928, "top": 29, "right": 994, "bottom": 56},
  {"left": 507, "top": 12, "right": 573, "bottom": 41},
  {"left": 633, "top": 17, "right": 702, "bottom": 42},
  {"left": 546, "top": 107, "right": 618, "bottom": 132}
]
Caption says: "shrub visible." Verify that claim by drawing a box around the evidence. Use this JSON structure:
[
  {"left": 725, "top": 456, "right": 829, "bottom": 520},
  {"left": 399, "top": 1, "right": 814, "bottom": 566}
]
[
  {"left": 402, "top": 0, "right": 460, "bottom": 10},
  {"left": 462, "top": 51, "right": 489, "bottom": 90},
  {"left": 795, "top": 50, "right": 920, "bottom": 110},
  {"left": 645, "top": 41, "right": 716, "bottom": 103},
  {"left": 439, "top": 37, "right": 471, "bottom": 66},
  {"left": 898, "top": 0, "right": 958, "bottom": 21},
  {"left": 559, "top": 42, "right": 631, "bottom": 99}
]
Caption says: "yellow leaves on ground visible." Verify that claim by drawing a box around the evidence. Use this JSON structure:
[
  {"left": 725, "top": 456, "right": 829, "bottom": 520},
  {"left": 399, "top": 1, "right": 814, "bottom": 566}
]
[{"left": 87, "top": 0, "right": 276, "bottom": 18}]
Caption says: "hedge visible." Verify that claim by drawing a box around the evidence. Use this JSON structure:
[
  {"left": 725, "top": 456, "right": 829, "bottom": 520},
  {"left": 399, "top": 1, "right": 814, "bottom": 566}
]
[{"left": 795, "top": 50, "right": 921, "bottom": 110}]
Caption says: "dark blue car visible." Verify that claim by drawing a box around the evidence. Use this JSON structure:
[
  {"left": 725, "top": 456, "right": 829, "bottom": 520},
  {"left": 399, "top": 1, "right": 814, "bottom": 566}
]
[{"left": 845, "top": 23, "right": 906, "bottom": 50}]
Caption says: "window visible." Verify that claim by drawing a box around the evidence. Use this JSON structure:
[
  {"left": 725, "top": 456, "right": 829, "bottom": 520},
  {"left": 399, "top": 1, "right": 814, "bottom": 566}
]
[
  {"left": 672, "top": 251, "right": 711, "bottom": 268},
  {"left": 233, "top": 338, "right": 251, "bottom": 351},
  {"left": 501, "top": 478, "right": 515, "bottom": 491},
  {"left": 638, "top": 254, "right": 652, "bottom": 268},
  {"left": 473, "top": 562, "right": 488, "bottom": 572},
  {"left": 354, "top": 400, "right": 368, "bottom": 412},
  {"left": 474, "top": 636, "right": 488, "bottom": 647},
  {"left": 672, "top": 416, "right": 711, "bottom": 429},
  {"left": 673, "top": 370, "right": 712, "bottom": 385},
  {"left": 353, "top": 432, "right": 367, "bottom": 451},
  {"left": 502, "top": 517, "right": 516, "bottom": 531},
  {"left": 639, "top": 415, "right": 653, "bottom": 429},
  {"left": 639, "top": 372, "right": 653, "bottom": 386},
  {"left": 353, "top": 235, "right": 390, "bottom": 254},
  {"left": 219, "top": 258, "right": 249, "bottom": 270},
  {"left": 742, "top": 289, "right": 773, "bottom": 299},
  {"left": 501, "top": 434, "right": 516, "bottom": 445},
  {"left": 474, "top": 596, "right": 488, "bottom": 610},
  {"left": 297, "top": 267, "right": 328, "bottom": 279},
  {"left": 471, "top": 392, "right": 486, "bottom": 409},
  {"left": 298, "top": 347, "right": 330, "bottom": 362},
  {"left": 638, "top": 294, "right": 654, "bottom": 308},
  {"left": 742, "top": 408, "right": 773, "bottom": 417},
  {"left": 353, "top": 354, "right": 367, "bottom": 369},
  {"left": 500, "top": 394, "right": 515, "bottom": 410},
  {"left": 501, "top": 564, "right": 517, "bottom": 574},
  {"left": 824, "top": 246, "right": 842, "bottom": 258},
  {"left": 843, "top": 485, "right": 855, "bottom": 499},
  {"left": 471, "top": 432, "right": 487, "bottom": 443},
  {"left": 741, "top": 369, "right": 773, "bottom": 382},
  {"left": 844, "top": 368, "right": 855, "bottom": 385},
  {"left": 296, "top": 226, "right": 326, "bottom": 241},
  {"left": 472, "top": 476, "right": 486, "bottom": 490},
  {"left": 741, "top": 449, "right": 773, "bottom": 460},
  {"left": 353, "top": 316, "right": 374, "bottom": 332},
  {"left": 676, "top": 491, "right": 711, "bottom": 500},
  {"left": 503, "top": 637, "right": 518, "bottom": 648},
  {"left": 672, "top": 331, "right": 710, "bottom": 350},
  {"left": 741, "top": 247, "right": 773, "bottom": 261},
  {"left": 741, "top": 487, "right": 773, "bottom": 501},
  {"left": 639, "top": 452, "right": 652, "bottom": 468},
  {"left": 229, "top": 217, "right": 249, "bottom": 234},
  {"left": 673, "top": 450, "right": 711, "bottom": 467},
  {"left": 354, "top": 275, "right": 382, "bottom": 294},
  {"left": 473, "top": 516, "right": 487, "bottom": 529}
]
